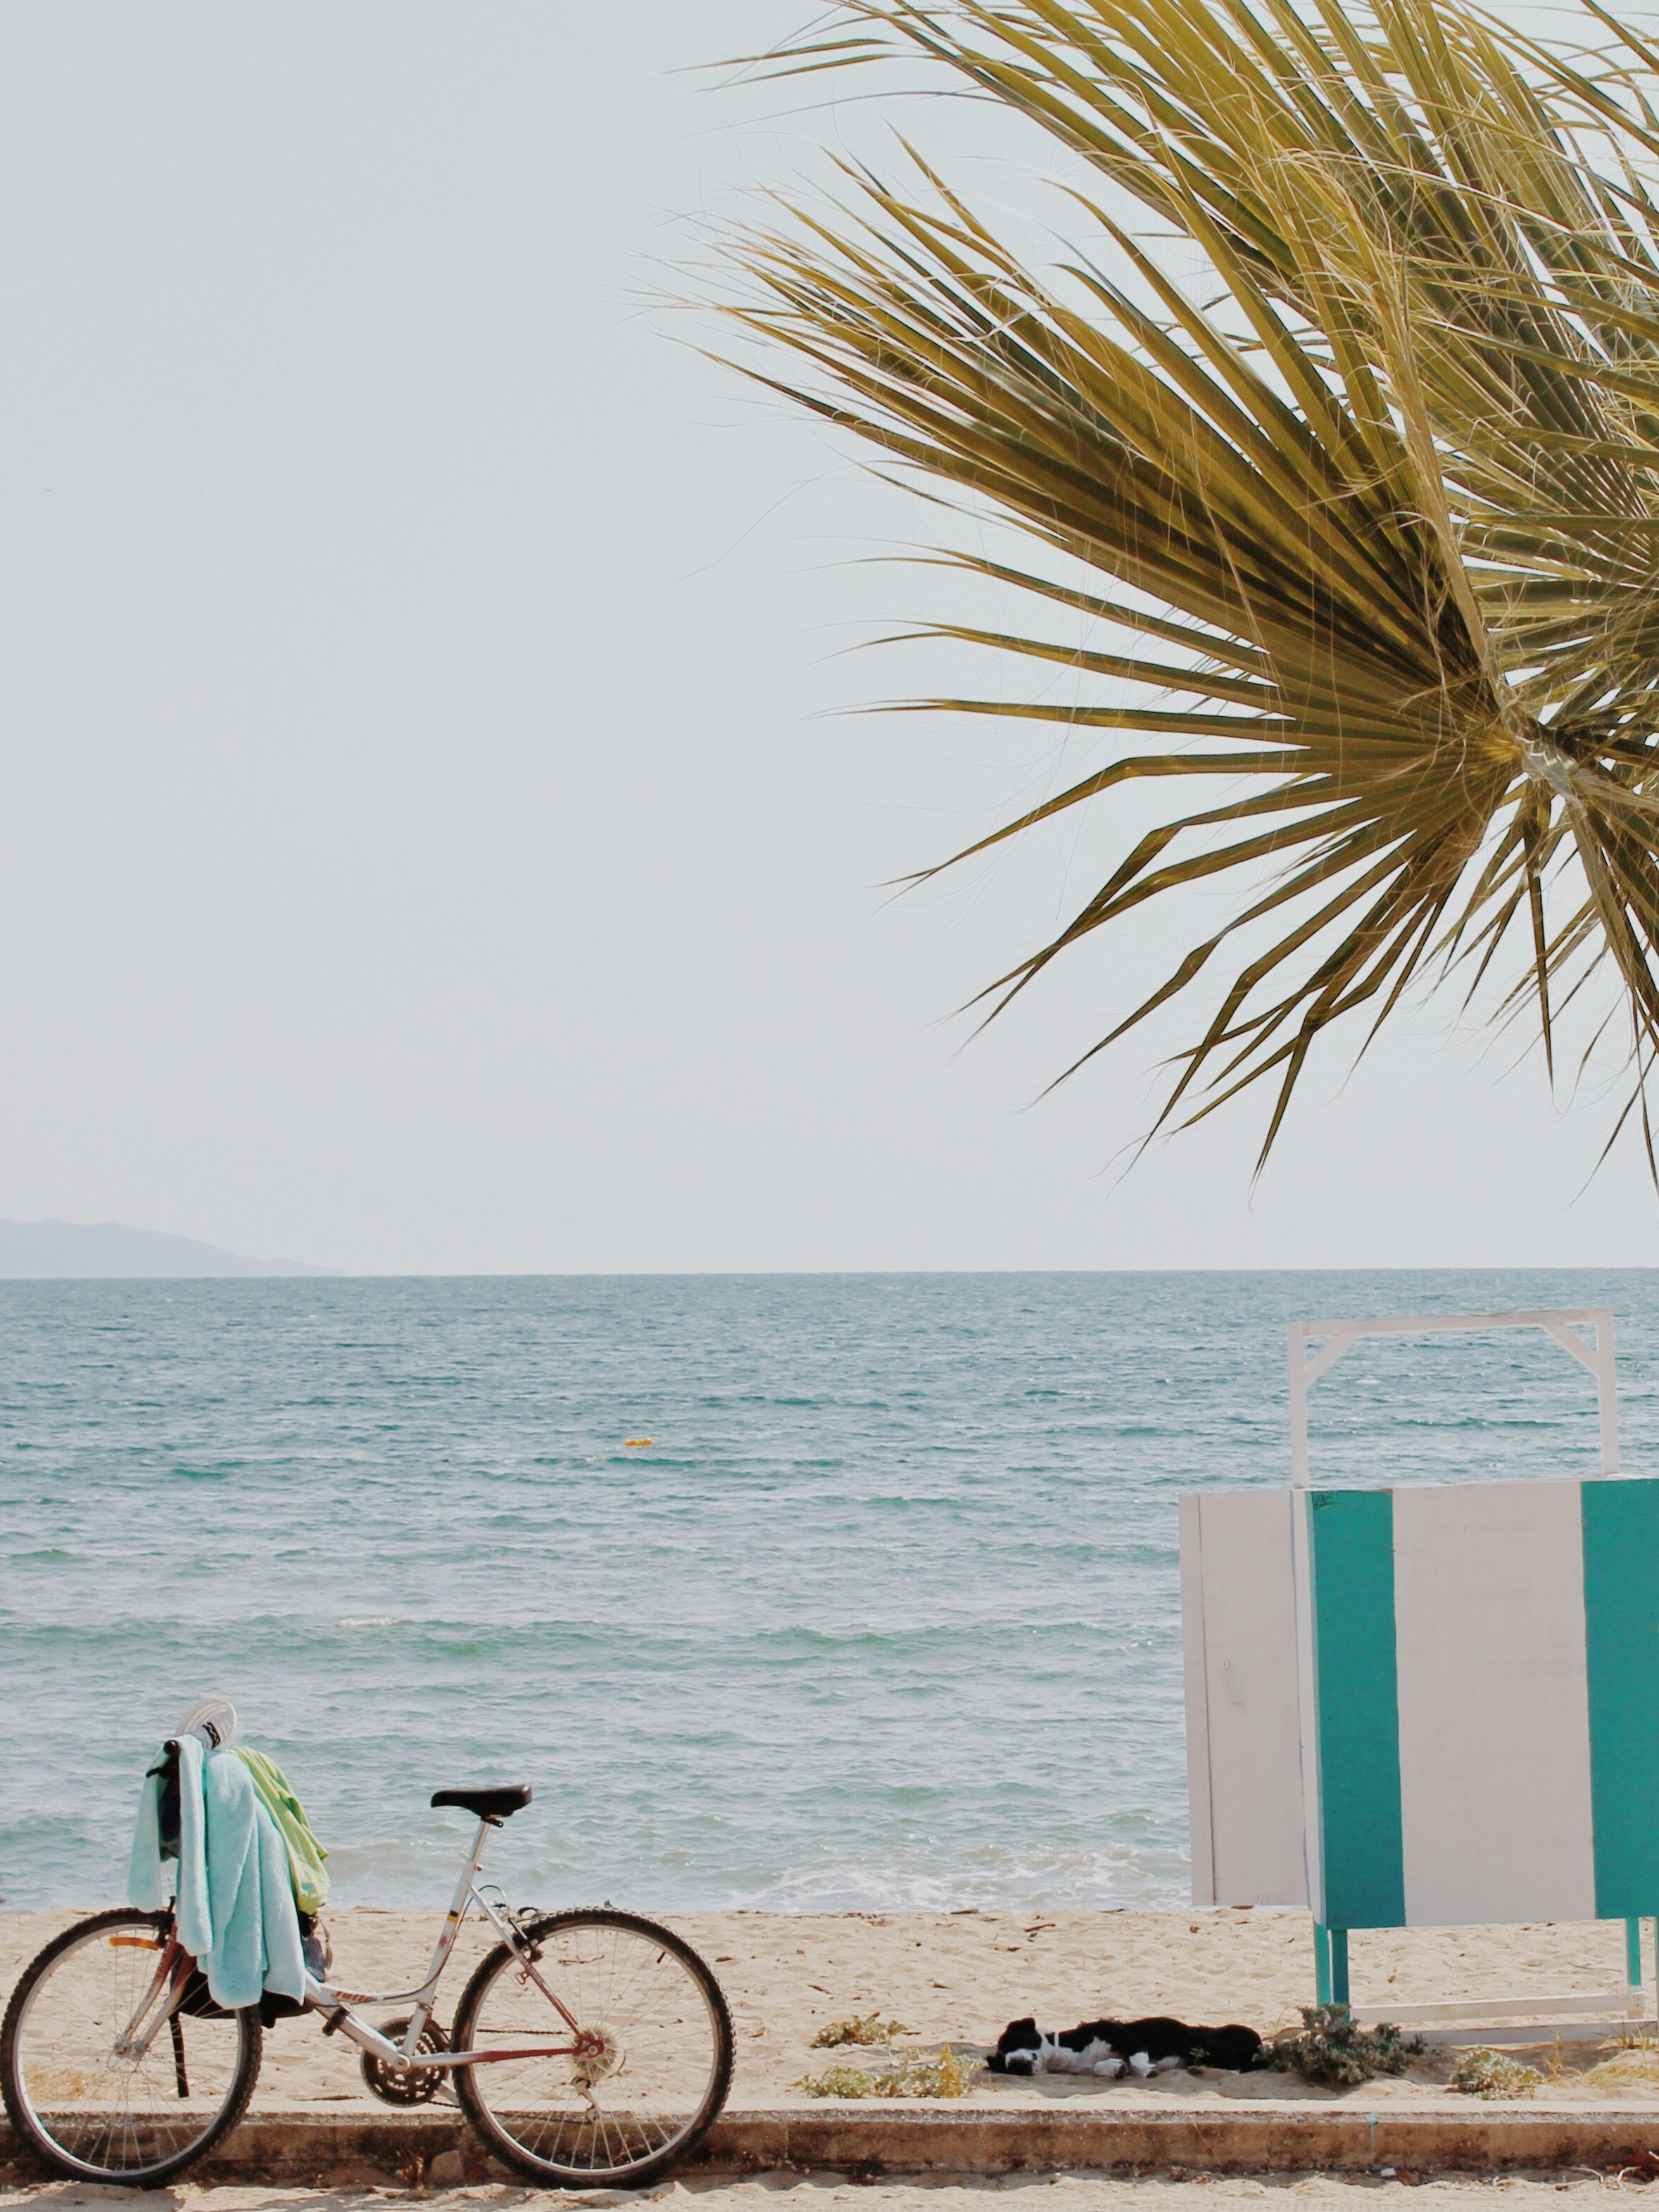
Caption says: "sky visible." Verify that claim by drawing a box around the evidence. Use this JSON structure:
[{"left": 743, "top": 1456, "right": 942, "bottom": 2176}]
[{"left": 0, "top": 0, "right": 1654, "bottom": 1275}]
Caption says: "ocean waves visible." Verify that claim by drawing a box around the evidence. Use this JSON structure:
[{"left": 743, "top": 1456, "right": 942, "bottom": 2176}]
[{"left": 2, "top": 1268, "right": 1654, "bottom": 1913}]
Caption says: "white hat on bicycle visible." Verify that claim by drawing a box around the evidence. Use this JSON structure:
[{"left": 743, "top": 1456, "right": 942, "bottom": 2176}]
[{"left": 175, "top": 1697, "right": 237, "bottom": 1752}]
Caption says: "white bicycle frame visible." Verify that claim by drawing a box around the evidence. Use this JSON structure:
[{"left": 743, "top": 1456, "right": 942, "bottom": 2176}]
[
  {"left": 303, "top": 1812, "right": 585, "bottom": 2073},
  {"left": 116, "top": 1812, "right": 587, "bottom": 2077}
]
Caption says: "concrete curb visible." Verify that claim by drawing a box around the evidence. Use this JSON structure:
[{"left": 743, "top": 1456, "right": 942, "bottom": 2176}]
[{"left": 10, "top": 2105, "right": 1659, "bottom": 2185}]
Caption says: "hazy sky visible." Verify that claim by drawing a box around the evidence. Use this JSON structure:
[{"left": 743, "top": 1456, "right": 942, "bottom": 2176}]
[{"left": 0, "top": 1, "right": 1654, "bottom": 1274}]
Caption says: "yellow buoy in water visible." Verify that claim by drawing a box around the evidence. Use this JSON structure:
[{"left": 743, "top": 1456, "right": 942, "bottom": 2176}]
[{"left": 624, "top": 1437, "right": 653, "bottom": 1447}]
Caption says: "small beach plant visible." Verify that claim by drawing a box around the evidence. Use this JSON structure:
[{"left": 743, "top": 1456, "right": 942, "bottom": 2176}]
[
  {"left": 705, "top": 0, "right": 1659, "bottom": 1175},
  {"left": 810, "top": 2012, "right": 914, "bottom": 2047},
  {"left": 797, "top": 2046, "right": 983, "bottom": 2097},
  {"left": 1582, "top": 2045, "right": 1659, "bottom": 2090},
  {"left": 1269, "top": 2004, "right": 1422, "bottom": 2086},
  {"left": 1450, "top": 2047, "right": 1544, "bottom": 2100}
]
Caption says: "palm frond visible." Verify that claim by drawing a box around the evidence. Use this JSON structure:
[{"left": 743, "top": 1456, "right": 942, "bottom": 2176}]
[{"left": 705, "top": 0, "right": 1659, "bottom": 1169}]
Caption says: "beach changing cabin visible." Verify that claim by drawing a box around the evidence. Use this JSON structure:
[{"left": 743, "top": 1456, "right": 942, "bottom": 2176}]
[{"left": 1180, "top": 1309, "right": 1659, "bottom": 2033}]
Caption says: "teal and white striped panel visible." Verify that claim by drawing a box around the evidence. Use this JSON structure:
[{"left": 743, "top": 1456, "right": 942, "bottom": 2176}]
[{"left": 1306, "top": 1476, "right": 1659, "bottom": 1929}]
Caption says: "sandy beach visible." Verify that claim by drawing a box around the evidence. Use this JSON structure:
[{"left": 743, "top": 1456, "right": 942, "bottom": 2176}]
[
  {"left": 0, "top": 2180, "right": 1640, "bottom": 2212},
  {"left": 6, "top": 1906, "right": 1659, "bottom": 2115},
  {"left": 0, "top": 2175, "right": 1642, "bottom": 2211}
]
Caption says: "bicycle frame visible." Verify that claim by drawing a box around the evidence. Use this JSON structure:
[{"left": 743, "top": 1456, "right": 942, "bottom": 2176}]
[
  {"left": 112, "top": 1815, "right": 587, "bottom": 2077},
  {"left": 302, "top": 1816, "right": 587, "bottom": 2073},
  {"left": 108, "top": 1931, "right": 192, "bottom": 2068}
]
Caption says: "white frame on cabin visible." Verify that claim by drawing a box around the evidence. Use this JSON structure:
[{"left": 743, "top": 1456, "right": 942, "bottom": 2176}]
[{"left": 1288, "top": 1307, "right": 1619, "bottom": 1485}]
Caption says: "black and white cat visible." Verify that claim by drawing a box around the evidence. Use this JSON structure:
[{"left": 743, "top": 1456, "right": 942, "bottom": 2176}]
[{"left": 988, "top": 2015, "right": 1262, "bottom": 2078}]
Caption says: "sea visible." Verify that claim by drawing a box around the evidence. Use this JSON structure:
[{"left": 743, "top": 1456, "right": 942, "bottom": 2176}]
[{"left": 4, "top": 1270, "right": 1657, "bottom": 1918}]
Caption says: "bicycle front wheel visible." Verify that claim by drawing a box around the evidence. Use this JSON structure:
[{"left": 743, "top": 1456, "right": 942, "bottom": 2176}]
[
  {"left": 453, "top": 1909, "right": 732, "bottom": 2187},
  {"left": 1, "top": 1907, "right": 262, "bottom": 2186}
]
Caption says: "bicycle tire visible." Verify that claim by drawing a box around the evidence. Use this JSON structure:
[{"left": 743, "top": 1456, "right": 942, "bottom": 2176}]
[
  {"left": 1, "top": 1906, "right": 262, "bottom": 2187},
  {"left": 453, "top": 1908, "right": 733, "bottom": 2188}
]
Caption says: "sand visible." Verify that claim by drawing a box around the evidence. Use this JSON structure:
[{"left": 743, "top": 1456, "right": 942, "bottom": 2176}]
[
  {"left": 5, "top": 1907, "right": 1659, "bottom": 2113},
  {"left": 0, "top": 2176, "right": 1641, "bottom": 2211}
]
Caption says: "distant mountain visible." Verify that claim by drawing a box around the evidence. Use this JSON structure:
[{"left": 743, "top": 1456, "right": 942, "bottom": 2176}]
[{"left": 0, "top": 1218, "right": 340, "bottom": 1278}]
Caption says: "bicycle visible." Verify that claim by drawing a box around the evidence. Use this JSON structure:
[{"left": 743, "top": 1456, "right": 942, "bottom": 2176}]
[{"left": 1, "top": 1777, "right": 733, "bottom": 2191}]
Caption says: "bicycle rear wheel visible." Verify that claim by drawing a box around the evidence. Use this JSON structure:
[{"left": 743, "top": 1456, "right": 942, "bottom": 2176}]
[
  {"left": 1, "top": 1907, "right": 262, "bottom": 2186},
  {"left": 453, "top": 1909, "right": 732, "bottom": 2187}
]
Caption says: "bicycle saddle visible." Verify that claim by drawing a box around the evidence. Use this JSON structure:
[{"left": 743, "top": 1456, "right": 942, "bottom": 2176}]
[{"left": 430, "top": 1784, "right": 532, "bottom": 1819}]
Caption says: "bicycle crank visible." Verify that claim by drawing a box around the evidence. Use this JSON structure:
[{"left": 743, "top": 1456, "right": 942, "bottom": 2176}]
[{"left": 360, "top": 2018, "right": 450, "bottom": 2106}]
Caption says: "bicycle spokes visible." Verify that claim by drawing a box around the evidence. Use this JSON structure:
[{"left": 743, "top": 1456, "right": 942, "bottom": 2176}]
[
  {"left": 453, "top": 1910, "right": 733, "bottom": 2186},
  {"left": 1, "top": 1911, "right": 260, "bottom": 2185}
]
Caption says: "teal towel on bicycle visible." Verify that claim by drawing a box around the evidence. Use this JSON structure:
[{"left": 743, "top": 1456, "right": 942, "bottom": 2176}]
[{"left": 127, "top": 1734, "right": 307, "bottom": 2011}]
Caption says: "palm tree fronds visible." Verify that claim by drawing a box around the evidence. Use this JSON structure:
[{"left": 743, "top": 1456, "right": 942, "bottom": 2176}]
[{"left": 702, "top": 0, "right": 1659, "bottom": 1165}]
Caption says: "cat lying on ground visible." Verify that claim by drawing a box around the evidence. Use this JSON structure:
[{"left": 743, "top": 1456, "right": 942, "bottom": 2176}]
[{"left": 988, "top": 2015, "right": 1263, "bottom": 2078}]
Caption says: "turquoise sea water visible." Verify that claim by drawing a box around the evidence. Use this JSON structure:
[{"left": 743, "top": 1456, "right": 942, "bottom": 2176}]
[{"left": 4, "top": 1271, "right": 1657, "bottom": 1916}]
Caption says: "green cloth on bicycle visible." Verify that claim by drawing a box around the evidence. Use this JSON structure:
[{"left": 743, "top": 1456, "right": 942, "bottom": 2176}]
[
  {"left": 232, "top": 1747, "right": 331, "bottom": 1915},
  {"left": 128, "top": 1732, "right": 307, "bottom": 2011}
]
